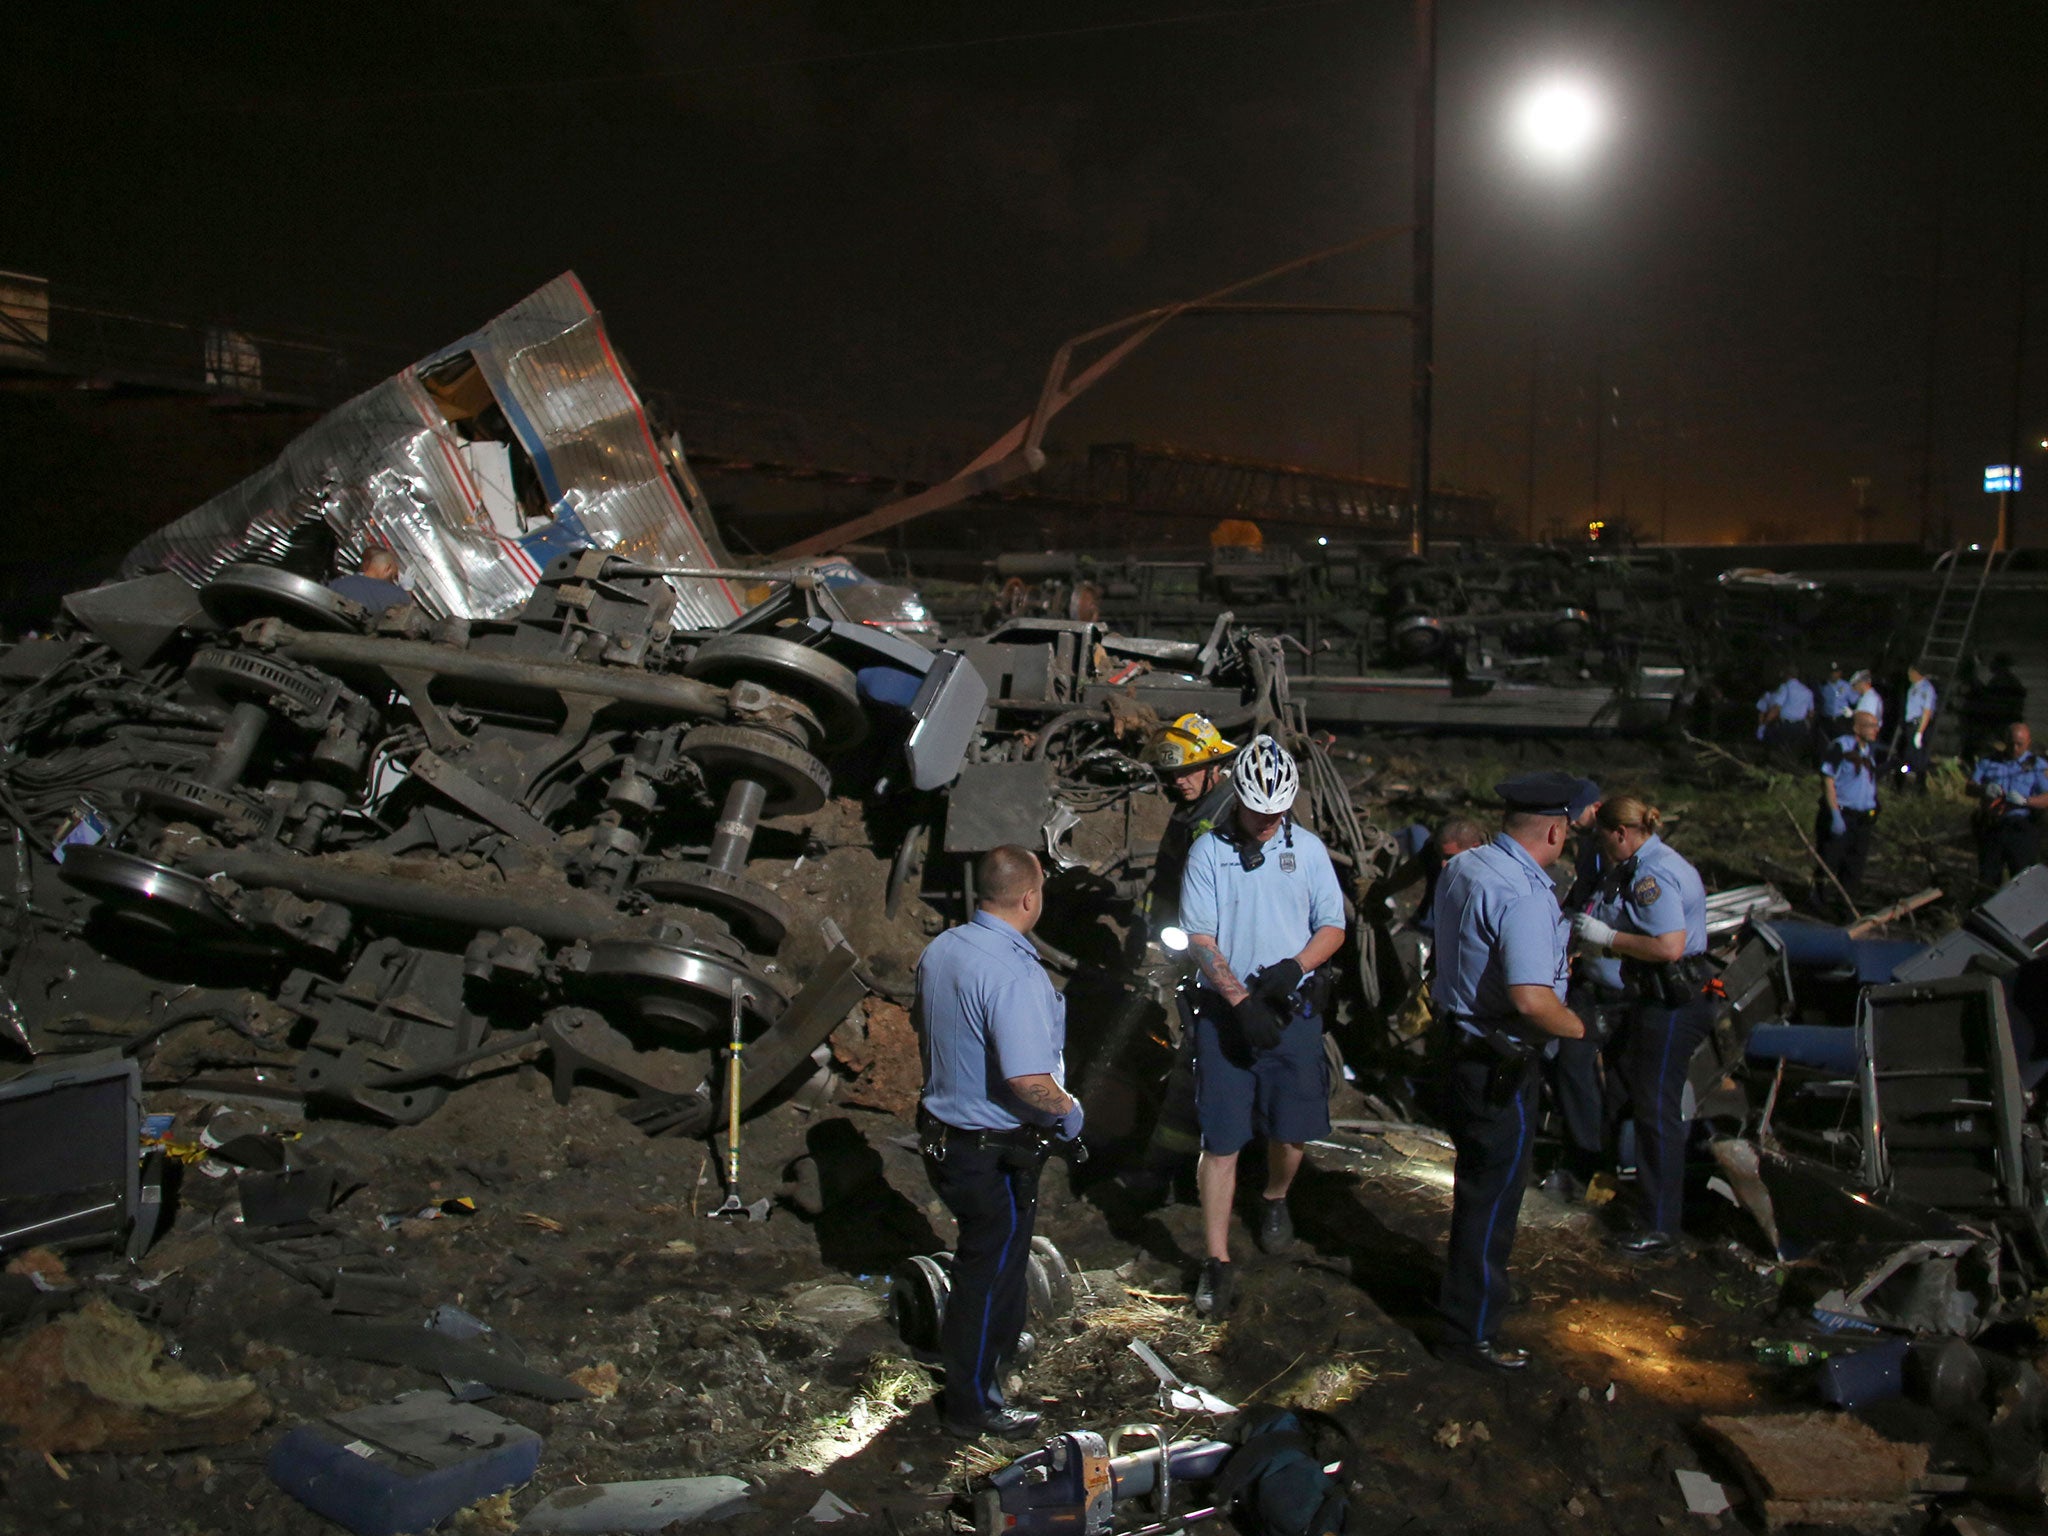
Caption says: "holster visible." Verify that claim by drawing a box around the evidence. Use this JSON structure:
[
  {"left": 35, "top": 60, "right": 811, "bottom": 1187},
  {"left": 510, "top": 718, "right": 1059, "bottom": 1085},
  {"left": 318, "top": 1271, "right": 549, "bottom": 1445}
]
[{"left": 1627, "top": 955, "right": 1710, "bottom": 1009}]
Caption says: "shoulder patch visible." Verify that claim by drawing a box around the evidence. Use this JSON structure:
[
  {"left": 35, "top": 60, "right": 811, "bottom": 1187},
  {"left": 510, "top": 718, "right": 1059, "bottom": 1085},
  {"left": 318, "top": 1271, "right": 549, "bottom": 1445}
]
[{"left": 1631, "top": 874, "right": 1662, "bottom": 906}]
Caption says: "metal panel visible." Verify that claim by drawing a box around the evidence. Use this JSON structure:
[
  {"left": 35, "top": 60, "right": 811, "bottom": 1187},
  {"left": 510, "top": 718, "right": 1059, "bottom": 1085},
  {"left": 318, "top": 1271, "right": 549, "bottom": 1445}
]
[
  {"left": 1890, "top": 928, "right": 2017, "bottom": 984},
  {"left": 906, "top": 651, "right": 988, "bottom": 791},
  {"left": 1970, "top": 864, "right": 2048, "bottom": 962},
  {"left": 119, "top": 275, "right": 744, "bottom": 627},
  {"left": 942, "top": 760, "right": 1057, "bottom": 853},
  {"left": 1857, "top": 977, "right": 2027, "bottom": 1213}
]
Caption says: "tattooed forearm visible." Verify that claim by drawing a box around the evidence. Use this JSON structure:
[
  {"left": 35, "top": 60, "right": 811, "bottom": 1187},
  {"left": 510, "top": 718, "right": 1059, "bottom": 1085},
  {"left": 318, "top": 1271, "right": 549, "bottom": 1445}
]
[
  {"left": 1007, "top": 1073, "right": 1073, "bottom": 1116},
  {"left": 1189, "top": 936, "right": 1247, "bottom": 1003}
]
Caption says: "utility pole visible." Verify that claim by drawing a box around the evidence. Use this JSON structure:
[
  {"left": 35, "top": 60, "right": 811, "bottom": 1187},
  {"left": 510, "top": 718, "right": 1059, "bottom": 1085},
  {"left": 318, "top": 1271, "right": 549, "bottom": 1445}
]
[
  {"left": 2002, "top": 204, "right": 2030, "bottom": 552},
  {"left": 1657, "top": 359, "right": 1671, "bottom": 544},
  {"left": 1407, "top": 0, "right": 1436, "bottom": 556},
  {"left": 1524, "top": 329, "right": 1539, "bottom": 542},
  {"left": 1590, "top": 348, "right": 1605, "bottom": 528}
]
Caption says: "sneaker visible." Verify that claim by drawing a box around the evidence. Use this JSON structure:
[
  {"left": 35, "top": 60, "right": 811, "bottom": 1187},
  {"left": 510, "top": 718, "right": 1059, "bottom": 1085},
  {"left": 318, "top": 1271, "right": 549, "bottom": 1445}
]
[
  {"left": 942, "top": 1405, "right": 1044, "bottom": 1441},
  {"left": 1255, "top": 1196, "right": 1296, "bottom": 1254},
  {"left": 1194, "top": 1258, "right": 1236, "bottom": 1317}
]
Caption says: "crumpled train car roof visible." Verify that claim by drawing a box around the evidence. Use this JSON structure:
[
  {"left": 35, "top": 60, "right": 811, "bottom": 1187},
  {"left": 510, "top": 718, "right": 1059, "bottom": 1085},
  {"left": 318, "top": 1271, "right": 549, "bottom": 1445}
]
[{"left": 119, "top": 273, "right": 745, "bottom": 628}]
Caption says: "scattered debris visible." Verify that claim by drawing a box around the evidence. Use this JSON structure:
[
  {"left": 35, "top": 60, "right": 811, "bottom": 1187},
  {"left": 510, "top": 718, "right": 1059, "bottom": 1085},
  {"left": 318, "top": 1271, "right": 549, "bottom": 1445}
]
[
  {"left": 258, "top": 1313, "right": 589, "bottom": 1403},
  {"left": 267, "top": 1390, "right": 542, "bottom": 1536},
  {"left": 806, "top": 1490, "right": 862, "bottom": 1523},
  {"left": 1673, "top": 1468, "right": 1731, "bottom": 1517},
  {"left": 514, "top": 1476, "right": 751, "bottom": 1532},
  {"left": 566, "top": 1361, "right": 620, "bottom": 1401},
  {"left": 1128, "top": 1337, "right": 1235, "bottom": 1415},
  {"left": 0, "top": 1295, "right": 270, "bottom": 1452},
  {"left": 1698, "top": 1412, "right": 1928, "bottom": 1529}
]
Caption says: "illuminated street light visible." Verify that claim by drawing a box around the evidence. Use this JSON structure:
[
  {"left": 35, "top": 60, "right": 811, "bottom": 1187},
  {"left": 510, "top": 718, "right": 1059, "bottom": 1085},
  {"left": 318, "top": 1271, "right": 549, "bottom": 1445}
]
[{"left": 1510, "top": 76, "right": 1606, "bottom": 172}]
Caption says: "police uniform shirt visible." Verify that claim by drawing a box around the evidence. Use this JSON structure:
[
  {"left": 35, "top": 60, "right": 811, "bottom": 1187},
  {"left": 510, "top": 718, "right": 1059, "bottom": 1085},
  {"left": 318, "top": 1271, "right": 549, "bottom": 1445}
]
[
  {"left": 1821, "top": 734, "right": 1880, "bottom": 812},
  {"left": 1583, "top": 832, "right": 1708, "bottom": 986},
  {"left": 1905, "top": 677, "right": 1937, "bottom": 725},
  {"left": 1970, "top": 751, "right": 2048, "bottom": 819},
  {"left": 1431, "top": 834, "right": 1570, "bottom": 1033},
  {"left": 1756, "top": 679, "right": 1814, "bottom": 722},
  {"left": 1854, "top": 687, "right": 1884, "bottom": 725},
  {"left": 1179, "top": 820, "right": 1344, "bottom": 988},
  {"left": 916, "top": 911, "right": 1067, "bottom": 1132},
  {"left": 1820, "top": 678, "right": 1855, "bottom": 719}
]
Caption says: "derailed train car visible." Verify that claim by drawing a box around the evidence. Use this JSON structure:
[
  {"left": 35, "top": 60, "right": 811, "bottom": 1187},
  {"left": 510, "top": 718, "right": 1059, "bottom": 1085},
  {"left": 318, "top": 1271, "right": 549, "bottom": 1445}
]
[{"left": 0, "top": 279, "right": 1390, "bottom": 1224}]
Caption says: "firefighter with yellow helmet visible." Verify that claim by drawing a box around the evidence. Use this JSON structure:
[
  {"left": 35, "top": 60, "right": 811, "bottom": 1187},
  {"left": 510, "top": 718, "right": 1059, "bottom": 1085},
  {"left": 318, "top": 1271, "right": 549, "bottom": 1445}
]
[
  {"left": 1120, "top": 714, "right": 1241, "bottom": 1203},
  {"left": 1143, "top": 714, "right": 1240, "bottom": 933}
]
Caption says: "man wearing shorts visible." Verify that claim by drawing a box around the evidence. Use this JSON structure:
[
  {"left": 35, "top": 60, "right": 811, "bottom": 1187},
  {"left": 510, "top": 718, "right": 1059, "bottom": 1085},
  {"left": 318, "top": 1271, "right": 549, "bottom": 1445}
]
[{"left": 1178, "top": 735, "right": 1345, "bottom": 1316}]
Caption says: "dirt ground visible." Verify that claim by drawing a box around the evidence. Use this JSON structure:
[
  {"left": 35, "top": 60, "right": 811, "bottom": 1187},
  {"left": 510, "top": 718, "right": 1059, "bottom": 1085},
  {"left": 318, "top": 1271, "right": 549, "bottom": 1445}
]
[{"left": 0, "top": 735, "right": 2028, "bottom": 1535}]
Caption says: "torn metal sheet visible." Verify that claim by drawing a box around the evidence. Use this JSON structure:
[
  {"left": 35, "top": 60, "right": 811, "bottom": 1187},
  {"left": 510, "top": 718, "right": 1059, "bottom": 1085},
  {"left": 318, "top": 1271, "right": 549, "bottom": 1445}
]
[
  {"left": 121, "top": 275, "right": 745, "bottom": 627},
  {"left": 1812, "top": 1238, "right": 2000, "bottom": 1338},
  {"left": 1703, "top": 883, "right": 1790, "bottom": 938}
]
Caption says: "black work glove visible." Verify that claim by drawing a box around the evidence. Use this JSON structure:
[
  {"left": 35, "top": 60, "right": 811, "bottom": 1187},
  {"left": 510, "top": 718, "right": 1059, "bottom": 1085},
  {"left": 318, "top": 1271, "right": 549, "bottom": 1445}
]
[
  {"left": 1232, "top": 994, "right": 1285, "bottom": 1052},
  {"left": 1250, "top": 958, "right": 1304, "bottom": 1006}
]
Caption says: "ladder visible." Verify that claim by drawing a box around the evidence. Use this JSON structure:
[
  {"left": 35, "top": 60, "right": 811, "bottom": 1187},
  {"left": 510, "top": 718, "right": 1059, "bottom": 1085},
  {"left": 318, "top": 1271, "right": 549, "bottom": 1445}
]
[{"left": 1915, "top": 544, "right": 2003, "bottom": 678}]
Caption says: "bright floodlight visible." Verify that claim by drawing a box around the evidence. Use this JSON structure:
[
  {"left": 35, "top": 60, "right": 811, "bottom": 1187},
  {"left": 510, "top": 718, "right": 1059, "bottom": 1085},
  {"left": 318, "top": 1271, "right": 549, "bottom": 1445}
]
[{"left": 1511, "top": 77, "right": 1604, "bottom": 171}]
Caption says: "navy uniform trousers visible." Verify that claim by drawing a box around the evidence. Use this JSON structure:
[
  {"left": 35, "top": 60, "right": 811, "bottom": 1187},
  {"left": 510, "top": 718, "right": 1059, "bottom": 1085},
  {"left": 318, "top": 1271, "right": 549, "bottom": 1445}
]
[
  {"left": 1814, "top": 804, "right": 1876, "bottom": 897},
  {"left": 1439, "top": 1040, "right": 1540, "bottom": 1348},
  {"left": 1615, "top": 995, "right": 1716, "bottom": 1236},
  {"left": 924, "top": 1137, "right": 1042, "bottom": 1422},
  {"left": 1977, "top": 817, "right": 2040, "bottom": 888},
  {"left": 1548, "top": 985, "right": 1612, "bottom": 1177}
]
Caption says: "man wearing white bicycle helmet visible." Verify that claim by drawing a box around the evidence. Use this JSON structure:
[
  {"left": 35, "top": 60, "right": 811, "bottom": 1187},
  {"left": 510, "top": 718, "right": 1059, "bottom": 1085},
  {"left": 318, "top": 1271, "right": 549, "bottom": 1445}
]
[{"left": 1177, "top": 734, "right": 1346, "bottom": 1316}]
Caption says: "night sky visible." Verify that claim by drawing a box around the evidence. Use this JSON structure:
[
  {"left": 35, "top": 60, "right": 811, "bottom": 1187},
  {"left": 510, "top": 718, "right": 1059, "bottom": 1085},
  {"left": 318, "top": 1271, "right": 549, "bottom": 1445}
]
[{"left": 6, "top": 2, "right": 2046, "bottom": 546}]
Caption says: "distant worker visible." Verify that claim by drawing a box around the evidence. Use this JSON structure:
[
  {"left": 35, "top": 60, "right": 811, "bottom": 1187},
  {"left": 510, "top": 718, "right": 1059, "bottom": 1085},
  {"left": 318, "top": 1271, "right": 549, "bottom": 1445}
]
[
  {"left": 1372, "top": 815, "right": 1486, "bottom": 939},
  {"left": 1967, "top": 722, "right": 2048, "bottom": 891},
  {"left": 1898, "top": 665, "right": 1938, "bottom": 792},
  {"left": 1849, "top": 668, "right": 1884, "bottom": 727},
  {"left": 1179, "top": 735, "right": 1345, "bottom": 1317},
  {"left": 326, "top": 547, "right": 413, "bottom": 614},
  {"left": 1569, "top": 795, "right": 1710, "bottom": 1255},
  {"left": 1818, "top": 661, "right": 1855, "bottom": 734},
  {"left": 1368, "top": 815, "right": 1486, "bottom": 1022},
  {"left": 1754, "top": 664, "right": 1816, "bottom": 764},
  {"left": 1430, "top": 772, "right": 1584, "bottom": 1370},
  {"left": 914, "top": 846, "right": 1079, "bottom": 1440},
  {"left": 1815, "top": 710, "right": 1882, "bottom": 914}
]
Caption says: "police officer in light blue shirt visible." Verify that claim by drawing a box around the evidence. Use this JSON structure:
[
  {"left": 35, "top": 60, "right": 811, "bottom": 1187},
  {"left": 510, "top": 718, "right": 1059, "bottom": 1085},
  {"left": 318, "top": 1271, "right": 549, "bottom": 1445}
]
[
  {"left": 1429, "top": 771, "right": 1584, "bottom": 1371},
  {"left": 1179, "top": 735, "right": 1345, "bottom": 1318},
  {"left": 1819, "top": 662, "right": 1855, "bottom": 733},
  {"left": 1898, "top": 666, "right": 1939, "bottom": 793},
  {"left": 915, "top": 845, "right": 1080, "bottom": 1440},
  {"left": 1814, "top": 709, "right": 1881, "bottom": 913},
  {"left": 1754, "top": 666, "right": 1815, "bottom": 763},
  {"left": 1571, "top": 796, "right": 1710, "bottom": 1254},
  {"left": 1968, "top": 721, "right": 2048, "bottom": 888}
]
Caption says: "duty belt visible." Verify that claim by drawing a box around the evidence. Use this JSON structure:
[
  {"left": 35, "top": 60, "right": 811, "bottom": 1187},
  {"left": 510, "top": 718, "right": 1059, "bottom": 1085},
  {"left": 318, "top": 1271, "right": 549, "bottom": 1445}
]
[{"left": 916, "top": 1105, "right": 1086, "bottom": 1165}]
